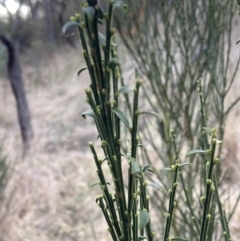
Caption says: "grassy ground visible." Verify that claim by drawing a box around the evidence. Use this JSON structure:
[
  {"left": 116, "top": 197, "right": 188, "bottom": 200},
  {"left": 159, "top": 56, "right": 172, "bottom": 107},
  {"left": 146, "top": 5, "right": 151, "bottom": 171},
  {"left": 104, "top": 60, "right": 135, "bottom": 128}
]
[{"left": 0, "top": 40, "right": 239, "bottom": 241}]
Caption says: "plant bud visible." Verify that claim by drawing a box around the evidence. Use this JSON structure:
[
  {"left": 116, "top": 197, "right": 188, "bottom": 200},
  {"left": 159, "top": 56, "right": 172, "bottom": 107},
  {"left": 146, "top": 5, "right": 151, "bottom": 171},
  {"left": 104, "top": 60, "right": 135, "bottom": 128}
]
[
  {"left": 101, "top": 140, "right": 108, "bottom": 147},
  {"left": 206, "top": 179, "right": 212, "bottom": 185},
  {"left": 115, "top": 73, "right": 121, "bottom": 78},
  {"left": 214, "top": 158, "right": 220, "bottom": 164},
  {"left": 75, "top": 13, "right": 81, "bottom": 18},
  {"left": 96, "top": 106, "right": 101, "bottom": 115},
  {"left": 206, "top": 149, "right": 211, "bottom": 156},
  {"left": 206, "top": 214, "right": 211, "bottom": 220},
  {"left": 151, "top": 232, "right": 155, "bottom": 237},
  {"left": 135, "top": 109, "right": 142, "bottom": 115},
  {"left": 80, "top": 21, "right": 85, "bottom": 28},
  {"left": 137, "top": 79, "right": 144, "bottom": 86},
  {"left": 110, "top": 28, "right": 116, "bottom": 36},
  {"left": 173, "top": 182, "right": 178, "bottom": 187},
  {"left": 113, "top": 51, "right": 118, "bottom": 57},
  {"left": 85, "top": 88, "right": 92, "bottom": 94},
  {"left": 117, "top": 139, "right": 122, "bottom": 146},
  {"left": 136, "top": 190, "right": 141, "bottom": 195},
  {"left": 88, "top": 141, "right": 93, "bottom": 146},
  {"left": 82, "top": 50, "right": 87, "bottom": 58}
]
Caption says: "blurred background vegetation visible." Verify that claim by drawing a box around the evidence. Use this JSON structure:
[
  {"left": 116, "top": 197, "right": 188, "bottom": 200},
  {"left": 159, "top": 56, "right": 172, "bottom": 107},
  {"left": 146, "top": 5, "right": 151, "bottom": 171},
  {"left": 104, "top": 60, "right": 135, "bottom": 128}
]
[{"left": 0, "top": 0, "right": 83, "bottom": 75}]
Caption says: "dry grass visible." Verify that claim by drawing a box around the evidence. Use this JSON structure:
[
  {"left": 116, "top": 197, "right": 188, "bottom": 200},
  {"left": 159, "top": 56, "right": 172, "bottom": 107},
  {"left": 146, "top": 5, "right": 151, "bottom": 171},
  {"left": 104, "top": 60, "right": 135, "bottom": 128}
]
[
  {"left": 0, "top": 45, "right": 111, "bottom": 241},
  {"left": 0, "top": 37, "right": 239, "bottom": 241}
]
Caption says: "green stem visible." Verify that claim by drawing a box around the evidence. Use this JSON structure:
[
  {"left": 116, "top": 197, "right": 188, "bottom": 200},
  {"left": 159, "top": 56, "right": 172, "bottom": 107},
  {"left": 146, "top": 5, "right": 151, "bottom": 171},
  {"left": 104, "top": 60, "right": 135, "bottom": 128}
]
[{"left": 163, "top": 130, "right": 180, "bottom": 241}]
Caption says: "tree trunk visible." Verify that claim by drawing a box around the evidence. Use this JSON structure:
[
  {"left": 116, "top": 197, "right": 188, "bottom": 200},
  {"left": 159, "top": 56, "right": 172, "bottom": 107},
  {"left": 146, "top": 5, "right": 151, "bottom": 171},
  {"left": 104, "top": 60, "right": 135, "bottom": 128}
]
[
  {"left": 0, "top": 32, "right": 34, "bottom": 150},
  {"left": 44, "top": 0, "right": 56, "bottom": 47}
]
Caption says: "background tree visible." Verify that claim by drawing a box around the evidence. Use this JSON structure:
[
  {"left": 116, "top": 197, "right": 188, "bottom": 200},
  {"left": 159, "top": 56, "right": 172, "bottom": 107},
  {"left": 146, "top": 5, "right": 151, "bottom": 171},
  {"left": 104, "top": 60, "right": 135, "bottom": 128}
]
[{"left": 0, "top": 30, "right": 33, "bottom": 150}]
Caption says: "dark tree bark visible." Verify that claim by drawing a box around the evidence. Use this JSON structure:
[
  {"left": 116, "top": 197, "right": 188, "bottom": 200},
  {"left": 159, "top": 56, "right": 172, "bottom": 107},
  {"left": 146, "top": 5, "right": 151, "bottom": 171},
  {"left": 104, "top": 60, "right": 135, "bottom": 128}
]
[
  {"left": 0, "top": 31, "right": 34, "bottom": 150},
  {"left": 44, "top": 0, "right": 56, "bottom": 46}
]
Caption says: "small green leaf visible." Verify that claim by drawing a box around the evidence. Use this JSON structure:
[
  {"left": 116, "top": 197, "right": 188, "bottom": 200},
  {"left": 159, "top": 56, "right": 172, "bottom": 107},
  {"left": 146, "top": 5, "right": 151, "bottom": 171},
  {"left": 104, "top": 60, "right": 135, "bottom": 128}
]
[
  {"left": 62, "top": 21, "right": 80, "bottom": 34},
  {"left": 102, "top": 157, "right": 108, "bottom": 162},
  {"left": 97, "top": 6, "right": 104, "bottom": 19},
  {"left": 82, "top": 109, "right": 95, "bottom": 119},
  {"left": 83, "top": 7, "right": 95, "bottom": 21},
  {"left": 143, "top": 165, "right": 156, "bottom": 174},
  {"left": 98, "top": 18, "right": 103, "bottom": 25},
  {"left": 160, "top": 167, "right": 172, "bottom": 172},
  {"left": 91, "top": 182, "right": 100, "bottom": 187},
  {"left": 138, "top": 111, "right": 161, "bottom": 121},
  {"left": 180, "top": 162, "right": 192, "bottom": 167},
  {"left": 147, "top": 181, "right": 163, "bottom": 192},
  {"left": 78, "top": 67, "right": 87, "bottom": 76},
  {"left": 131, "top": 159, "right": 142, "bottom": 174},
  {"left": 186, "top": 149, "right": 206, "bottom": 157},
  {"left": 171, "top": 237, "right": 189, "bottom": 241},
  {"left": 115, "top": 86, "right": 133, "bottom": 96},
  {"left": 138, "top": 210, "right": 150, "bottom": 230},
  {"left": 108, "top": 58, "right": 120, "bottom": 69},
  {"left": 137, "top": 144, "right": 144, "bottom": 148},
  {"left": 91, "top": 182, "right": 110, "bottom": 188},
  {"left": 98, "top": 32, "right": 106, "bottom": 46},
  {"left": 111, "top": 107, "right": 129, "bottom": 128},
  {"left": 138, "top": 236, "right": 146, "bottom": 240}
]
